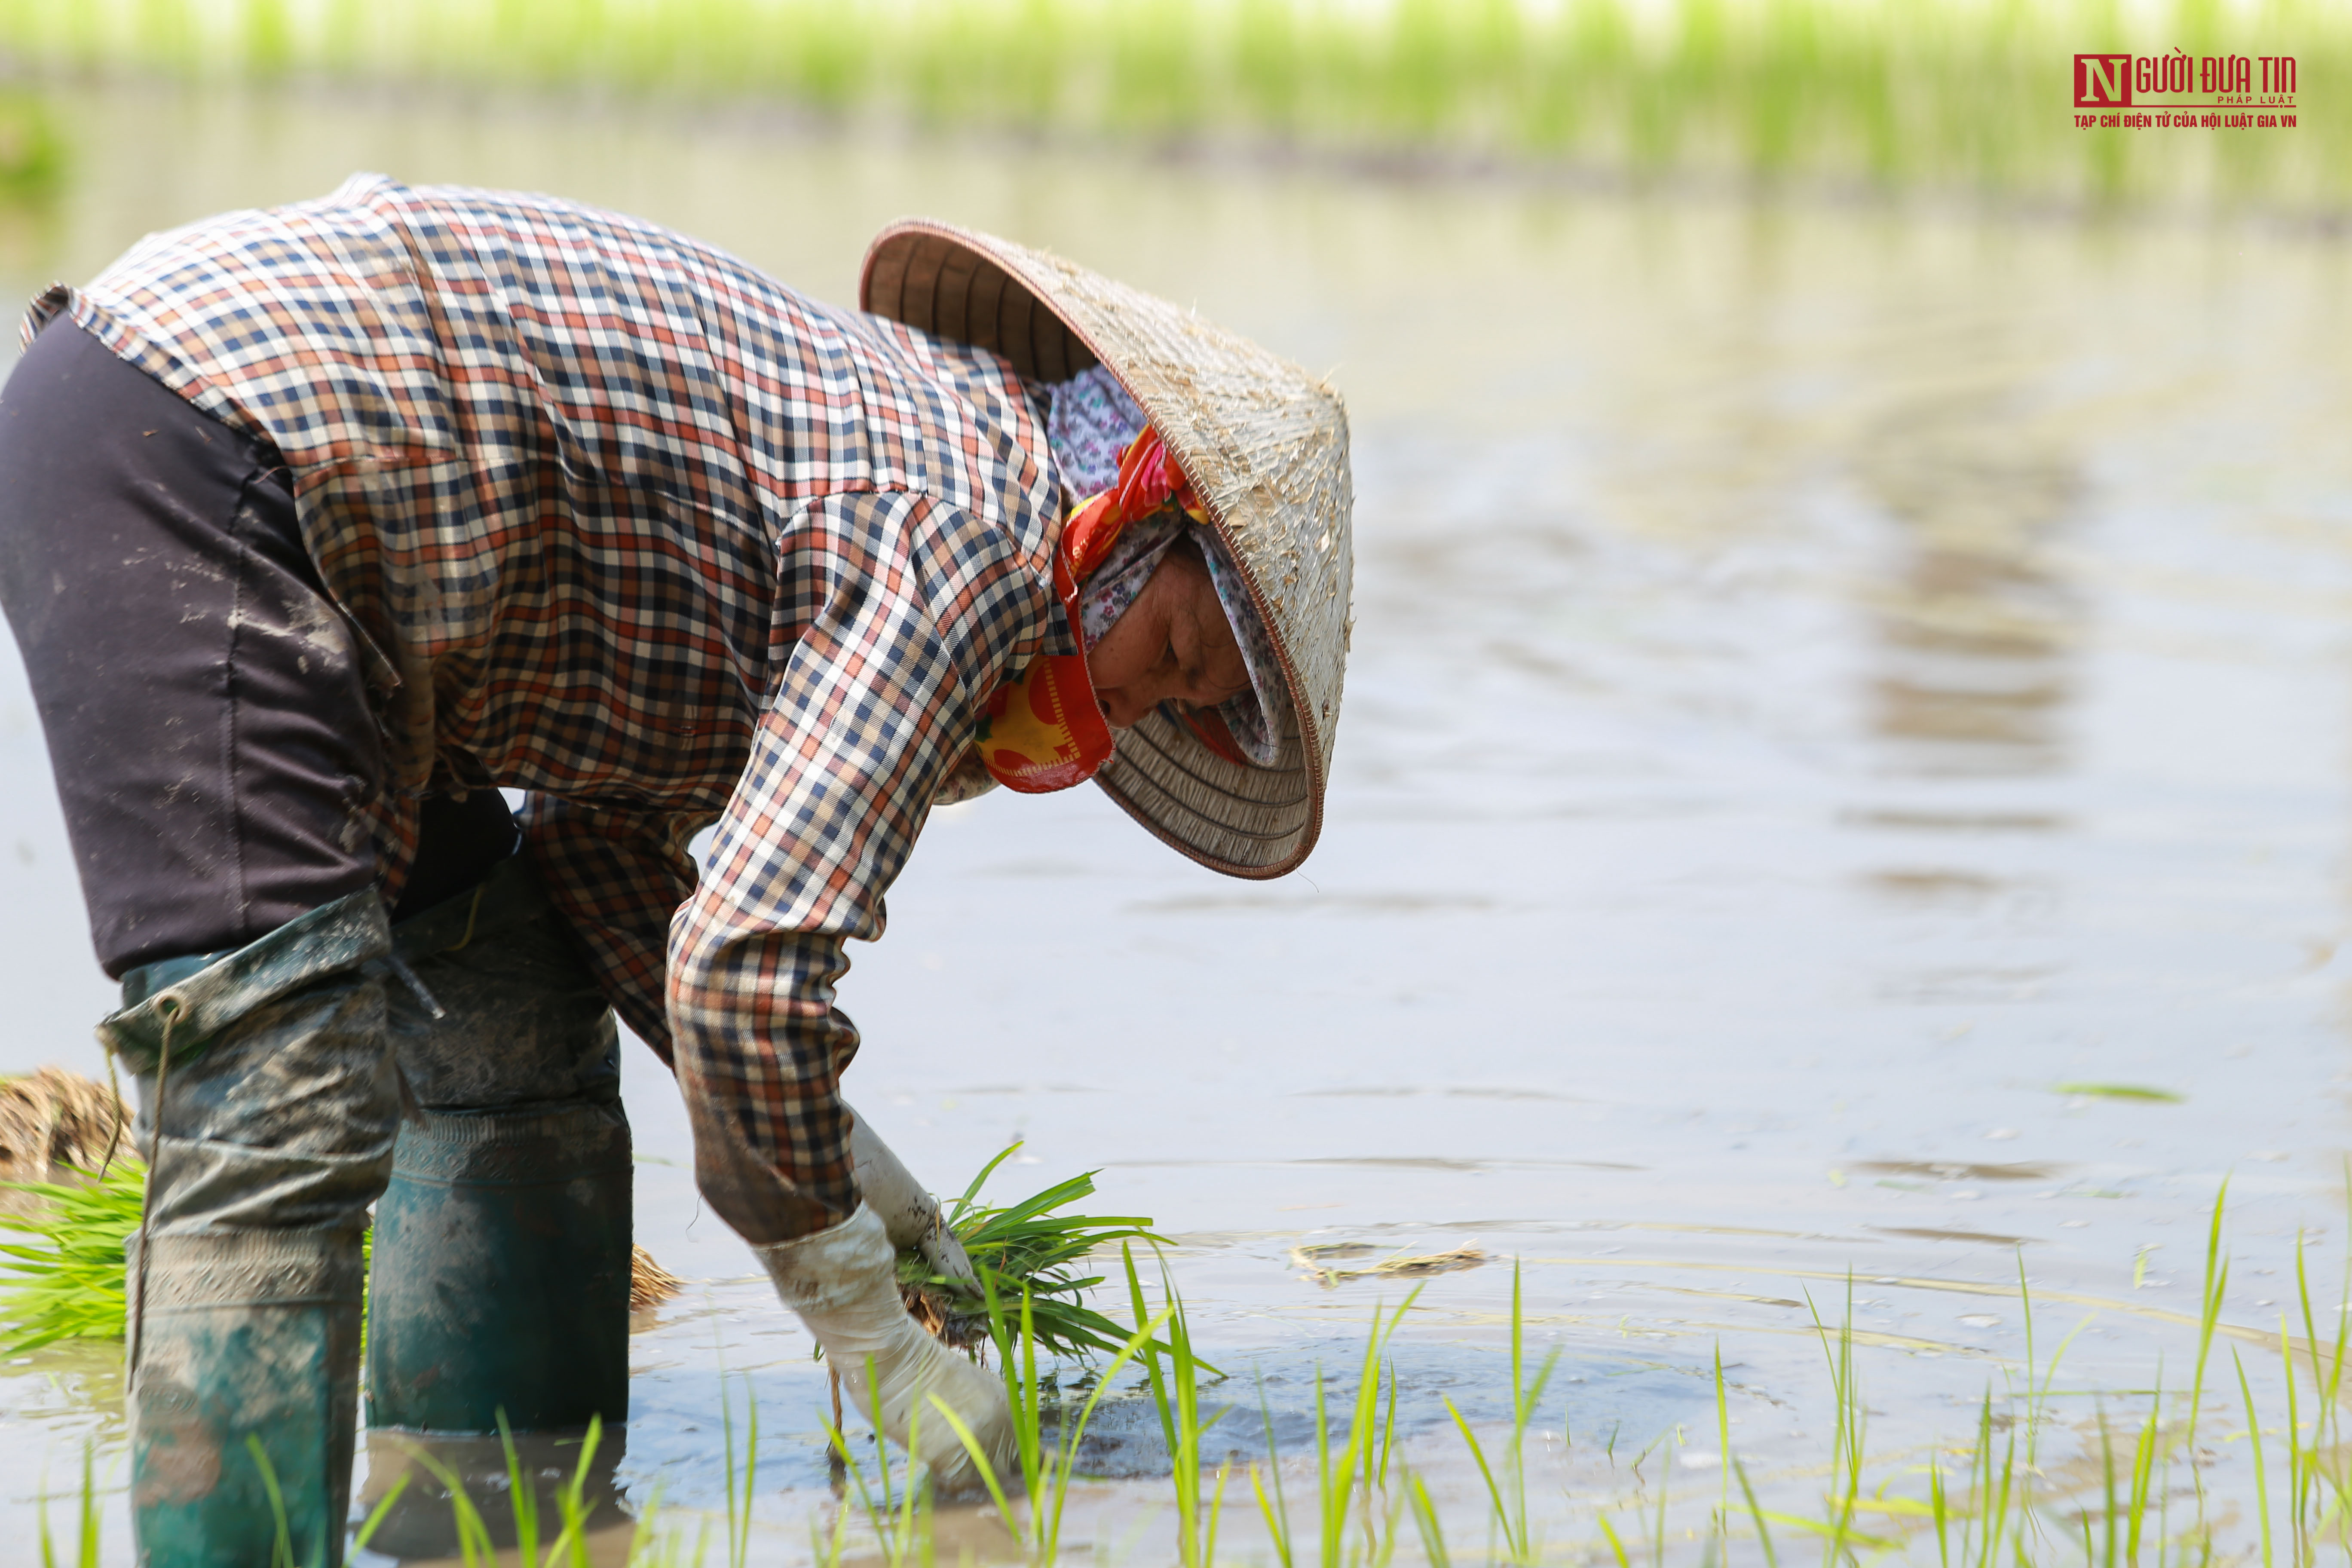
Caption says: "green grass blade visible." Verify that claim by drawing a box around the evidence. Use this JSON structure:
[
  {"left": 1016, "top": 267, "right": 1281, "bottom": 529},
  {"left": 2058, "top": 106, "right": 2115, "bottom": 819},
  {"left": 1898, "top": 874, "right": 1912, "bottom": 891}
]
[
  {"left": 2234, "top": 1347, "right": 2273, "bottom": 1568},
  {"left": 1406, "top": 1472, "right": 1451, "bottom": 1568},
  {"left": 350, "top": 1473, "right": 410, "bottom": 1557}
]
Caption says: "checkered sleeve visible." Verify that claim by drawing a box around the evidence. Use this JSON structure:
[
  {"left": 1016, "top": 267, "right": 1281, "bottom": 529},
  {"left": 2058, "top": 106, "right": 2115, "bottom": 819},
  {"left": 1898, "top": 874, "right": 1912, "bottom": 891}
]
[
  {"left": 520, "top": 794, "right": 704, "bottom": 1065},
  {"left": 667, "top": 488, "right": 1044, "bottom": 1243}
]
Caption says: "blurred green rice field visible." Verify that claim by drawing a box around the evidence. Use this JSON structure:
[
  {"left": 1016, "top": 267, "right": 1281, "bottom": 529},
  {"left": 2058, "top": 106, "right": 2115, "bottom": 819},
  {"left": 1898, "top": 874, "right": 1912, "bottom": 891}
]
[{"left": 0, "top": 2, "right": 2337, "bottom": 208}]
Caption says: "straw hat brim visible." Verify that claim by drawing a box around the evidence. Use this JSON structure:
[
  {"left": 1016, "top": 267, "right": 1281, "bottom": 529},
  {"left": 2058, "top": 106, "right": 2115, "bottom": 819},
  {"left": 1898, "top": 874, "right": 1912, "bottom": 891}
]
[{"left": 861, "top": 220, "right": 1353, "bottom": 880}]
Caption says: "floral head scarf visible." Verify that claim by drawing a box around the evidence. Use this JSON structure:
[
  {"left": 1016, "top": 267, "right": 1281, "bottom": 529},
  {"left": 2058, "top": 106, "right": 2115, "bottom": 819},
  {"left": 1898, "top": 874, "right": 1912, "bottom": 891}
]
[
  {"left": 966, "top": 369, "right": 1285, "bottom": 792},
  {"left": 1051, "top": 368, "right": 1280, "bottom": 766}
]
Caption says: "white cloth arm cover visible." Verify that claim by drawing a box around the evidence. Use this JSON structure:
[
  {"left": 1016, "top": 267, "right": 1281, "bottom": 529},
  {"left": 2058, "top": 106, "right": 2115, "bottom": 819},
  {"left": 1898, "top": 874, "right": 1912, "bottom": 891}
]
[{"left": 845, "top": 1099, "right": 981, "bottom": 1292}]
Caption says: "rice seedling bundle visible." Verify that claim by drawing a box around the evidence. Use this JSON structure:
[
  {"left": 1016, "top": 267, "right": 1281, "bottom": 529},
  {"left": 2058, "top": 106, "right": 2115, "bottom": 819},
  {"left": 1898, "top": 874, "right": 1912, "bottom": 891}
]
[
  {"left": 0, "top": 1154, "right": 143, "bottom": 1354},
  {"left": 897, "top": 1142, "right": 1166, "bottom": 1359},
  {"left": 0, "top": 1065, "right": 138, "bottom": 1353},
  {"left": 1, "top": 1110, "right": 1149, "bottom": 1364},
  {"left": 0, "top": 0, "right": 2335, "bottom": 212}
]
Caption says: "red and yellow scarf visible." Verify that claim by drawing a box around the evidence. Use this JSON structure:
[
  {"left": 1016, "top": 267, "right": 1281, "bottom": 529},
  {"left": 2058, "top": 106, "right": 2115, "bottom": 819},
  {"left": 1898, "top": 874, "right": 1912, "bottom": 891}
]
[{"left": 974, "top": 429, "right": 1226, "bottom": 791}]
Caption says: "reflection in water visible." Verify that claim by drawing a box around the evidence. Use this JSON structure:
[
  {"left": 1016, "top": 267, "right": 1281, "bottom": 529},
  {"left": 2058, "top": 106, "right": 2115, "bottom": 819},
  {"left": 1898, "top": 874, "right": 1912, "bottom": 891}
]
[
  {"left": 1040, "top": 1339, "right": 1711, "bottom": 1480},
  {"left": 1848, "top": 382, "right": 2083, "bottom": 1027},
  {"left": 1851, "top": 1159, "right": 2064, "bottom": 1182},
  {"left": 1867, "top": 1225, "right": 2035, "bottom": 1246},
  {"left": 358, "top": 1427, "right": 632, "bottom": 1563},
  {"left": 1856, "top": 390, "right": 2082, "bottom": 780},
  {"left": 1841, "top": 807, "right": 2068, "bottom": 833},
  {"left": 1862, "top": 867, "right": 2055, "bottom": 913},
  {"left": 1853, "top": 392, "right": 2079, "bottom": 785},
  {"left": 1870, "top": 961, "right": 2060, "bottom": 1004},
  {"left": 0, "top": 74, "right": 2346, "bottom": 1566}
]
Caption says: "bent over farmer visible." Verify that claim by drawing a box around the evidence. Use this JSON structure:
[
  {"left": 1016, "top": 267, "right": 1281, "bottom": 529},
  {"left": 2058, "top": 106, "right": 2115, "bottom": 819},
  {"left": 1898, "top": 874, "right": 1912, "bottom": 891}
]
[{"left": 0, "top": 177, "right": 1351, "bottom": 1564}]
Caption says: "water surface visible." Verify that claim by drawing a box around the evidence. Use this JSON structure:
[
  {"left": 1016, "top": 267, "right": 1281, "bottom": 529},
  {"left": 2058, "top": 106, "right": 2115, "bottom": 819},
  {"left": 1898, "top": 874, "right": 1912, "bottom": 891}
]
[{"left": 0, "top": 81, "right": 2348, "bottom": 1562}]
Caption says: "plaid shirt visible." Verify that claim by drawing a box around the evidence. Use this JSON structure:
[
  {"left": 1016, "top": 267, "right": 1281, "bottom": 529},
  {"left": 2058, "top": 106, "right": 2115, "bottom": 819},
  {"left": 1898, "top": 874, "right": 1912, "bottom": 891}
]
[{"left": 30, "top": 174, "right": 1069, "bottom": 1233}]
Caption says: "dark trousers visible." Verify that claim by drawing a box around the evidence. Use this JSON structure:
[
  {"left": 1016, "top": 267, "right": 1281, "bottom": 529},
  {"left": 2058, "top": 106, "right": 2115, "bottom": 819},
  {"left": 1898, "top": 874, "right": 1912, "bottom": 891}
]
[
  {"left": 0, "top": 319, "right": 517, "bottom": 974},
  {"left": 0, "top": 326, "right": 632, "bottom": 1513}
]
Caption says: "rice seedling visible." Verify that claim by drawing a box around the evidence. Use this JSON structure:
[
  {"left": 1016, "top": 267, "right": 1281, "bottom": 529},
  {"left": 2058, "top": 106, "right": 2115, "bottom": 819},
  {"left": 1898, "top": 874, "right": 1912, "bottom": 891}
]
[
  {"left": 1241, "top": 1285, "right": 1418, "bottom": 1568},
  {"left": 0, "top": 1136, "right": 1116, "bottom": 1370},
  {"left": 1722, "top": 1402, "right": 1779, "bottom": 1568},
  {"left": 1404, "top": 1469, "right": 1452, "bottom": 1568},
  {"left": 2282, "top": 1189, "right": 2352, "bottom": 1560},
  {"left": 1440, "top": 1261, "right": 1557, "bottom": 1565},
  {"left": 35, "top": 1440, "right": 101, "bottom": 1568},
  {"left": 1251, "top": 1374, "right": 1298, "bottom": 1568},
  {"left": 0, "top": 1157, "right": 146, "bottom": 1354},
  {"left": 821, "top": 1366, "right": 936, "bottom": 1568},
  {"left": 386, "top": 1413, "right": 607, "bottom": 1566},
  {"left": 1122, "top": 1242, "right": 1242, "bottom": 1567},
  {"left": 242, "top": 1438, "right": 300, "bottom": 1568},
  {"left": 904, "top": 1142, "right": 1167, "bottom": 1359},
  {"left": 351, "top": 1469, "right": 413, "bottom": 1564},
  {"left": 931, "top": 1283, "right": 1175, "bottom": 1564},
  {"left": 32, "top": 1166, "right": 2352, "bottom": 1564},
  {"left": 715, "top": 1356, "right": 757, "bottom": 1568},
  {"left": 1780, "top": 1277, "right": 1882, "bottom": 1561},
  {"left": 242, "top": 1433, "right": 412, "bottom": 1568},
  {"left": 0, "top": 1155, "right": 386, "bottom": 1355},
  {"left": 805, "top": 1496, "right": 849, "bottom": 1568}
]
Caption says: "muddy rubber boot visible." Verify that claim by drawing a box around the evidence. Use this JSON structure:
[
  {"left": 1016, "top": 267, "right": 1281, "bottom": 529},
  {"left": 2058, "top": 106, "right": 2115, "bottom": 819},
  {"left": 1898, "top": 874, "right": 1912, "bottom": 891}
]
[
  {"left": 366, "top": 1101, "right": 632, "bottom": 1431},
  {"left": 126, "top": 1231, "right": 364, "bottom": 1567},
  {"left": 367, "top": 857, "right": 634, "bottom": 1436},
  {"left": 98, "top": 888, "right": 401, "bottom": 1568}
]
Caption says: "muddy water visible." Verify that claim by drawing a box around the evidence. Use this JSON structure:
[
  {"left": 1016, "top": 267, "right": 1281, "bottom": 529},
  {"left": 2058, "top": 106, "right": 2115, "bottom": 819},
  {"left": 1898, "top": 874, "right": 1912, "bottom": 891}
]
[{"left": 1, "top": 80, "right": 2350, "bottom": 1563}]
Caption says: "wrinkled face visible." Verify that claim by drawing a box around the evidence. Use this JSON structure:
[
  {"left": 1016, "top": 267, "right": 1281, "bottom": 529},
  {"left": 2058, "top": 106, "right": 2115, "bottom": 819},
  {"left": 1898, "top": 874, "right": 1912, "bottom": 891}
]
[{"left": 1085, "top": 542, "right": 1250, "bottom": 730}]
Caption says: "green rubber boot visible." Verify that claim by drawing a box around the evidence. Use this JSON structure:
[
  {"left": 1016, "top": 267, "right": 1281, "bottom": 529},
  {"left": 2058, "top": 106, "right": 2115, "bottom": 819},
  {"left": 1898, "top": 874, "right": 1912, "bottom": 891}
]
[
  {"left": 366, "top": 857, "right": 634, "bottom": 1436},
  {"left": 100, "top": 888, "right": 400, "bottom": 1568},
  {"left": 364, "top": 1102, "right": 632, "bottom": 1431},
  {"left": 127, "top": 1231, "right": 364, "bottom": 1567}
]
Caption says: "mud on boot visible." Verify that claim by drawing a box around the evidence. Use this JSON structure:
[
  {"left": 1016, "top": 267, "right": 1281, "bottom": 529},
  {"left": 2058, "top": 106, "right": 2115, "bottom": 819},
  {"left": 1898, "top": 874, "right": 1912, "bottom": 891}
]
[
  {"left": 126, "top": 1230, "right": 364, "bottom": 1566},
  {"left": 100, "top": 888, "right": 402, "bottom": 1568},
  {"left": 367, "top": 857, "right": 635, "bottom": 1438}
]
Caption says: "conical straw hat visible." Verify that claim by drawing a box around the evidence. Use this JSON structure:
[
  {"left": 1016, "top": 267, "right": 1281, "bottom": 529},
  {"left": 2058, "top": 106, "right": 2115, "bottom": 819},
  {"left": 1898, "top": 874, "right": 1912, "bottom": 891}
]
[{"left": 861, "top": 220, "right": 1353, "bottom": 880}]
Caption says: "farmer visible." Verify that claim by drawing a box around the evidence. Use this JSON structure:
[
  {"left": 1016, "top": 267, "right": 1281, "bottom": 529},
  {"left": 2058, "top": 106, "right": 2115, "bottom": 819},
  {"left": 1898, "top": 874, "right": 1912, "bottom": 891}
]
[{"left": 0, "top": 177, "right": 1351, "bottom": 1565}]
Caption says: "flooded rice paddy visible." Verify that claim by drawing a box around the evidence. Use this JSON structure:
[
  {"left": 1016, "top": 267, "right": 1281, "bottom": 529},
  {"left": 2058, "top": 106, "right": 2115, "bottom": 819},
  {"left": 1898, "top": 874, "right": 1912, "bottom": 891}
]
[{"left": 2, "top": 81, "right": 2351, "bottom": 1563}]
